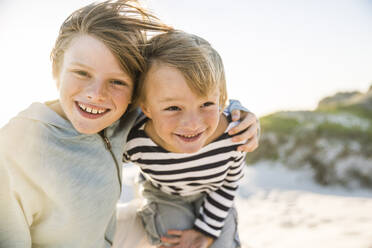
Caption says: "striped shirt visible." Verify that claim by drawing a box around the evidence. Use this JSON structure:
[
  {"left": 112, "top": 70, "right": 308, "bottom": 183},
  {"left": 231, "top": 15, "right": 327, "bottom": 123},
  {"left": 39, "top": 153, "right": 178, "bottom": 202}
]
[{"left": 123, "top": 113, "right": 246, "bottom": 238}]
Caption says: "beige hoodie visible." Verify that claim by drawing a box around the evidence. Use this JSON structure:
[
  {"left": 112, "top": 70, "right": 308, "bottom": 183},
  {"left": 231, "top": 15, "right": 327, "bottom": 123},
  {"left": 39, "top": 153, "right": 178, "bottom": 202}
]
[{"left": 0, "top": 102, "right": 138, "bottom": 248}]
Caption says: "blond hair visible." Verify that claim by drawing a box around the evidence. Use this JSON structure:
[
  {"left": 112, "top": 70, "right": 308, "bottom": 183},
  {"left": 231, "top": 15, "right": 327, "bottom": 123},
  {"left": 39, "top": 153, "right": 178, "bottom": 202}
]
[
  {"left": 135, "top": 30, "right": 227, "bottom": 109},
  {"left": 51, "top": 0, "right": 172, "bottom": 87}
]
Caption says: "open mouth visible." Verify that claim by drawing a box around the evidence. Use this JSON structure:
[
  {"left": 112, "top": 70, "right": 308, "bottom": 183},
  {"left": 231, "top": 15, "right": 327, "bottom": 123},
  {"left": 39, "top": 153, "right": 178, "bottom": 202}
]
[
  {"left": 76, "top": 102, "right": 109, "bottom": 119},
  {"left": 175, "top": 132, "right": 203, "bottom": 142}
]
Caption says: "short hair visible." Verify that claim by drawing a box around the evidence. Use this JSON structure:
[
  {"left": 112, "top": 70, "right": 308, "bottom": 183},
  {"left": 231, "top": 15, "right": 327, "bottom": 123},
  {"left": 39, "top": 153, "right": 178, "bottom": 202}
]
[
  {"left": 51, "top": 0, "right": 172, "bottom": 88},
  {"left": 135, "top": 30, "right": 227, "bottom": 109}
]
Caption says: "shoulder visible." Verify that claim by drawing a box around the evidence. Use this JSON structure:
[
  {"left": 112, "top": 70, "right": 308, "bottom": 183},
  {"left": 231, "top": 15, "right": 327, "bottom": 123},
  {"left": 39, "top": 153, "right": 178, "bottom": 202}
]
[
  {"left": 0, "top": 113, "right": 52, "bottom": 169},
  {"left": 1, "top": 114, "right": 47, "bottom": 144},
  {"left": 211, "top": 112, "right": 241, "bottom": 142},
  {"left": 207, "top": 113, "right": 246, "bottom": 156},
  {"left": 118, "top": 107, "right": 142, "bottom": 127},
  {"left": 126, "top": 112, "right": 148, "bottom": 142},
  {"left": 1, "top": 102, "right": 68, "bottom": 146}
]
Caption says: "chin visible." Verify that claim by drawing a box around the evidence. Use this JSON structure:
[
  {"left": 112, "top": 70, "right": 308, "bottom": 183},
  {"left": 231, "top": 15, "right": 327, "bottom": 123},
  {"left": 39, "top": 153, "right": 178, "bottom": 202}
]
[{"left": 177, "top": 145, "right": 203, "bottom": 154}]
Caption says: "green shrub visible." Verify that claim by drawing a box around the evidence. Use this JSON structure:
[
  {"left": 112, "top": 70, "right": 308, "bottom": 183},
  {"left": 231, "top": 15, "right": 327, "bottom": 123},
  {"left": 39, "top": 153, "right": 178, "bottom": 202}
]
[{"left": 260, "top": 114, "right": 300, "bottom": 134}]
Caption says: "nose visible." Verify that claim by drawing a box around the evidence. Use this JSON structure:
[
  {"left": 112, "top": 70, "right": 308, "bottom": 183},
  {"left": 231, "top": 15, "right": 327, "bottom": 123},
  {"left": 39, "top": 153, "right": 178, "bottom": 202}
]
[
  {"left": 85, "top": 79, "right": 107, "bottom": 102},
  {"left": 181, "top": 111, "right": 202, "bottom": 130}
]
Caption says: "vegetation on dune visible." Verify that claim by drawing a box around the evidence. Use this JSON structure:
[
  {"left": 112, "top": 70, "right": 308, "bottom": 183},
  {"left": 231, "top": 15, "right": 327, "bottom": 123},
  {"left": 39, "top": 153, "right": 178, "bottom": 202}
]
[{"left": 247, "top": 84, "right": 372, "bottom": 188}]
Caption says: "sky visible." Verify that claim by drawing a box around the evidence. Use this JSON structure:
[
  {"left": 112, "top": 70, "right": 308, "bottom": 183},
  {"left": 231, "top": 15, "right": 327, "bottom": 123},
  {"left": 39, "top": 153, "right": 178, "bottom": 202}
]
[{"left": 1, "top": 0, "right": 372, "bottom": 127}]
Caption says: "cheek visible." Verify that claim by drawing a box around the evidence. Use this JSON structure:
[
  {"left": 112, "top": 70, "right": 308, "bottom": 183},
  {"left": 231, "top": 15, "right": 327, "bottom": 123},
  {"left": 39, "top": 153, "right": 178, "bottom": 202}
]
[
  {"left": 112, "top": 90, "right": 132, "bottom": 111},
  {"left": 59, "top": 75, "right": 80, "bottom": 96},
  {"left": 154, "top": 114, "right": 178, "bottom": 133},
  {"left": 204, "top": 109, "right": 220, "bottom": 124},
  {"left": 202, "top": 112, "right": 221, "bottom": 132}
]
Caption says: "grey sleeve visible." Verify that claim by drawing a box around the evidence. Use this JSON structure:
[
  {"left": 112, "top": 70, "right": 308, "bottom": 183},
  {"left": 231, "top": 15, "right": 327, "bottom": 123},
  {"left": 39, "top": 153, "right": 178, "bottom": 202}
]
[{"left": 223, "top": 99, "right": 250, "bottom": 114}]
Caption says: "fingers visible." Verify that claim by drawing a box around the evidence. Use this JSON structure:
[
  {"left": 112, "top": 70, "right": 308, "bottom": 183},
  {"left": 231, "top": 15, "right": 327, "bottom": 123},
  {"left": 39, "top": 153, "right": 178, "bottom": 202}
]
[
  {"left": 158, "top": 244, "right": 178, "bottom": 248},
  {"left": 228, "top": 112, "right": 257, "bottom": 136},
  {"left": 232, "top": 121, "right": 258, "bottom": 142},
  {"left": 166, "top": 230, "right": 183, "bottom": 236},
  {"left": 160, "top": 235, "right": 180, "bottom": 245},
  {"left": 230, "top": 116, "right": 260, "bottom": 152},
  {"left": 231, "top": 109, "right": 241, "bottom": 122},
  {"left": 237, "top": 136, "right": 259, "bottom": 152},
  {"left": 159, "top": 230, "right": 182, "bottom": 248},
  {"left": 231, "top": 125, "right": 259, "bottom": 152}
]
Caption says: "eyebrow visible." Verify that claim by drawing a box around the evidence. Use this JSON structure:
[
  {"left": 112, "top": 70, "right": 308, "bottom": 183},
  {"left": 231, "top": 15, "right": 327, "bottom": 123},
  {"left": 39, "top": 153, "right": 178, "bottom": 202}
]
[
  {"left": 69, "top": 62, "right": 93, "bottom": 70},
  {"left": 158, "top": 97, "right": 180, "bottom": 103},
  {"left": 158, "top": 92, "right": 217, "bottom": 103},
  {"left": 70, "top": 62, "right": 130, "bottom": 79}
]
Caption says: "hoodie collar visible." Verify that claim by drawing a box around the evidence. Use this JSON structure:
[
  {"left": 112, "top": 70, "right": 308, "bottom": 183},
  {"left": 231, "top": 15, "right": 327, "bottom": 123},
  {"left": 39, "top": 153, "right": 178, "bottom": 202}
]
[
  {"left": 17, "top": 102, "right": 121, "bottom": 137},
  {"left": 18, "top": 102, "right": 74, "bottom": 130}
]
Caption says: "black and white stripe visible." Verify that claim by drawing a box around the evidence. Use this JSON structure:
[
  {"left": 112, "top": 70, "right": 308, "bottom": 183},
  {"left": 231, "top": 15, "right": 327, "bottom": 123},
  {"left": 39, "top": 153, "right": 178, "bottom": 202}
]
[{"left": 123, "top": 113, "right": 246, "bottom": 238}]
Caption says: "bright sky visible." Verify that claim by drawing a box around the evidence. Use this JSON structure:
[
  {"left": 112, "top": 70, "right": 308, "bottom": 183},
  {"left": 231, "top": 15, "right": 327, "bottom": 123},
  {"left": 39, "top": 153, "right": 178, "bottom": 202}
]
[{"left": 1, "top": 0, "right": 372, "bottom": 127}]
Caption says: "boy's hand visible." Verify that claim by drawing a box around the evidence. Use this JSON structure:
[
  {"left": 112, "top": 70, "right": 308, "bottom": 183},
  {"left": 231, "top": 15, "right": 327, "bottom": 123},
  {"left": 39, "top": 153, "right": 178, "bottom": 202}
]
[
  {"left": 158, "top": 229, "right": 213, "bottom": 248},
  {"left": 228, "top": 110, "right": 259, "bottom": 152}
]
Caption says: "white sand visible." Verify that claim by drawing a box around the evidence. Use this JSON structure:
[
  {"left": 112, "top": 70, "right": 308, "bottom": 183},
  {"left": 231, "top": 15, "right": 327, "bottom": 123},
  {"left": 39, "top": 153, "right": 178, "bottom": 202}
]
[
  {"left": 236, "top": 192, "right": 372, "bottom": 248},
  {"left": 120, "top": 163, "right": 372, "bottom": 248}
]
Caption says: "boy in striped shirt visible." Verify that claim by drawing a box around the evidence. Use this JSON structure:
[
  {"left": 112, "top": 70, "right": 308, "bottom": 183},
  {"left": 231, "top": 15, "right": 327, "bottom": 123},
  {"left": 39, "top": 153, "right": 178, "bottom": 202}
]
[{"left": 123, "top": 30, "right": 258, "bottom": 248}]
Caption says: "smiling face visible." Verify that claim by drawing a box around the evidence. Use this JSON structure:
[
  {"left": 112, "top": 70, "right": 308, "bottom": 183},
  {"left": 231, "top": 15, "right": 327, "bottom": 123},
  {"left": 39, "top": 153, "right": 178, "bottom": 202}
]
[
  {"left": 141, "top": 63, "right": 223, "bottom": 153},
  {"left": 56, "top": 35, "right": 133, "bottom": 134}
]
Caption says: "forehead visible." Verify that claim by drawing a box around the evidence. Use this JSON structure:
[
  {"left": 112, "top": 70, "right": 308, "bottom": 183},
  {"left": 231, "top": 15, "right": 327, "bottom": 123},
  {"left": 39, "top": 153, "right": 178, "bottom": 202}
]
[
  {"left": 63, "top": 35, "right": 126, "bottom": 75},
  {"left": 146, "top": 63, "right": 182, "bottom": 82},
  {"left": 145, "top": 63, "right": 219, "bottom": 100}
]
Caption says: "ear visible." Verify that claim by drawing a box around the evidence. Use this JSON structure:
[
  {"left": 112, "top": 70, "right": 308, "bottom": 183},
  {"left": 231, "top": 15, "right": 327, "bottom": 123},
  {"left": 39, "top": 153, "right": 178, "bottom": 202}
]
[
  {"left": 140, "top": 102, "right": 152, "bottom": 119},
  {"left": 53, "top": 69, "right": 61, "bottom": 89}
]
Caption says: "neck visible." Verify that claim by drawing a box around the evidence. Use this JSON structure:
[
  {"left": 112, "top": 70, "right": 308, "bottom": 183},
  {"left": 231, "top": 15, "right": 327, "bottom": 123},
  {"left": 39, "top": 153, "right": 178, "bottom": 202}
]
[{"left": 143, "top": 120, "right": 169, "bottom": 150}]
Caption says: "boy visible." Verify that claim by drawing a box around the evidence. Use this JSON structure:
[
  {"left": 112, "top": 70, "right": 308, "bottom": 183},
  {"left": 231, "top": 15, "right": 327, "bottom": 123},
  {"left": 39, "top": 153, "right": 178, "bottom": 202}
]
[{"left": 123, "top": 30, "right": 251, "bottom": 248}]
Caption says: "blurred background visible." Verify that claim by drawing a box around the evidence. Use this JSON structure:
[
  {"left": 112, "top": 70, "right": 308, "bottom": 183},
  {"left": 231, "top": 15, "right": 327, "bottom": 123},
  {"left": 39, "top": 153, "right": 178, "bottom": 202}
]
[
  {"left": 1, "top": 1, "right": 372, "bottom": 247},
  {"left": 1, "top": 0, "right": 371, "bottom": 124}
]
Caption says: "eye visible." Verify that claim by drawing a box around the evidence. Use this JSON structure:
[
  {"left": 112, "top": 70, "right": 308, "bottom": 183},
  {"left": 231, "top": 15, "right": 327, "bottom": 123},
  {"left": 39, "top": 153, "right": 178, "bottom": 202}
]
[
  {"left": 110, "top": 80, "right": 128, "bottom": 87},
  {"left": 201, "top": 101, "right": 215, "bottom": 108},
  {"left": 164, "top": 106, "right": 181, "bottom": 111},
  {"left": 73, "top": 70, "right": 90, "bottom": 78}
]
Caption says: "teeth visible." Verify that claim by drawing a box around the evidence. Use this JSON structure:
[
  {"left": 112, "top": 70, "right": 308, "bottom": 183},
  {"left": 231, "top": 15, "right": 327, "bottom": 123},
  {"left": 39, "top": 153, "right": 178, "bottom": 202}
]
[
  {"left": 181, "top": 134, "right": 198, "bottom": 138},
  {"left": 78, "top": 103, "right": 107, "bottom": 115},
  {"left": 78, "top": 103, "right": 86, "bottom": 111}
]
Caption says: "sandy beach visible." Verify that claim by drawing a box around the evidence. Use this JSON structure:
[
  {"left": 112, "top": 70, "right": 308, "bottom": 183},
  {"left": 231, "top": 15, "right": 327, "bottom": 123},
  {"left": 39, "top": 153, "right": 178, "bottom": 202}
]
[{"left": 120, "top": 163, "right": 372, "bottom": 248}]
